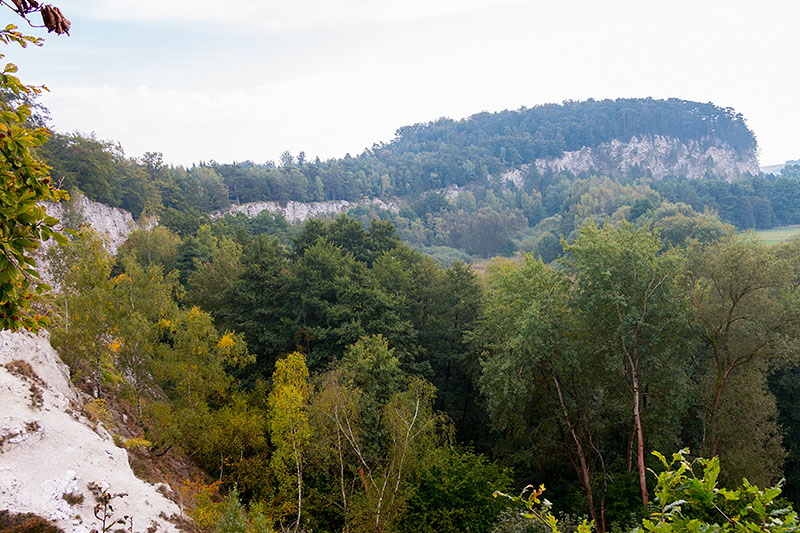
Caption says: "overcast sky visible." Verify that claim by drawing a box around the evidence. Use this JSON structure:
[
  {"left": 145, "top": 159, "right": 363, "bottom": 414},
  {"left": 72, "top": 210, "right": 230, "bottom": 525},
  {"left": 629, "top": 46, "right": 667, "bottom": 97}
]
[{"left": 5, "top": 0, "right": 798, "bottom": 166}]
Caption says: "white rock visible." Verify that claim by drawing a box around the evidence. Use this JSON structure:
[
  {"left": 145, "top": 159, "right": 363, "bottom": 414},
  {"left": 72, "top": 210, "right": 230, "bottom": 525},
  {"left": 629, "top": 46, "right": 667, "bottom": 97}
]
[
  {"left": 531, "top": 135, "right": 759, "bottom": 181},
  {"left": 44, "top": 194, "right": 137, "bottom": 255},
  {"left": 0, "top": 330, "right": 182, "bottom": 532},
  {"left": 212, "top": 197, "right": 400, "bottom": 222}
]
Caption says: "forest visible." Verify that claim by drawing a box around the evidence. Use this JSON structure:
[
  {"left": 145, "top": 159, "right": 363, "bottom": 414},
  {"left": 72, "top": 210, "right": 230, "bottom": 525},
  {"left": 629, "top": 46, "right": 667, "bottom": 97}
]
[
  {"left": 36, "top": 97, "right": 758, "bottom": 218},
  {"left": 33, "top": 96, "right": 800, "bottom": 266},
  {"left": 38, "top": 207, "right": 800, "bottom": 532},
  {"left": 4, "top": 19, "right": 800, "bottom": 531}
]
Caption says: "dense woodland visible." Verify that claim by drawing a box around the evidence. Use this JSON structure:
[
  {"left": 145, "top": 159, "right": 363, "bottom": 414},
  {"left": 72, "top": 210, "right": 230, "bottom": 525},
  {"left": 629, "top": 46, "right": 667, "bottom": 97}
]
[
  {"left": 37, "top": 98, "right": 757, "bottom": 215},
  {"left": 11, "top": 88, "right": 800, "bottom": 531},
  {"left": 35, "top": 98, "right": 800, "bottom": 266},
  {"left": 41, "top": 206, "right": 800, "bottom": 532}
]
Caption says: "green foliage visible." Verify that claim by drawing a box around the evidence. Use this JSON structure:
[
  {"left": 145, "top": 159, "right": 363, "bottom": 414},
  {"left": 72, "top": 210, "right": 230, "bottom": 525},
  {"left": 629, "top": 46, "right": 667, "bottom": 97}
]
[
  {"left": 116, "top": 226, "right": 181, "bottom": 273},
  {"left": 534, "top": 231, "right": 561, "bottom": 263},
  {"left": 47, "top": 230, "right": 114, "bottom": 396},
  {"left": 38, "top": 132, "right": 115, "bottom": 204},
  {"left": 687, "top": 233, "right": 798, "bottom": 471},
  {"left": 267, "top": 352, "right": 311, "bottom": 528},
  {"left": 401, "top": 446, "right": 513, "bottom": 532},
  {"left": 493, "top": 485, "right": 593, "bottom": 533},
  {"left": 565, "top": 220, "right": 692, "bottom": 506},
  {"left": 215, "top": 234, "right": 290, "bottom": 369},
  {"left": 498, "top": 451, "right": 799, "bottom": 532},
  {"left": 216, "top": 486, "right": 276, "bottom": 533},
  {"left": 0, "top": 25, "right": 68, "bottom": 331},
  {"left": 640, "top": 449, "right": 798, "bottom": 532}
]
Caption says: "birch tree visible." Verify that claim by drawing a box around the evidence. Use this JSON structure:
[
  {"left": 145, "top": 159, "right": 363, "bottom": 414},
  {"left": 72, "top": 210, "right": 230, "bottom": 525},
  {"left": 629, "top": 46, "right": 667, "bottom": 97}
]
[{"left": 268, "top": 352, "right": 311, "bottom": 533}]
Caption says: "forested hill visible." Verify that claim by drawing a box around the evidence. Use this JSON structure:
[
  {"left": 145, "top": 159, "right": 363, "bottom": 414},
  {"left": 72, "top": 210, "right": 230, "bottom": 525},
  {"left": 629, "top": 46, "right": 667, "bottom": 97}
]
[
  {"left": 38, "top": 98, "right": 759, "bottom": 220},
  {"left": 383, "top": 97, "right": 757, "bottom": 167}
]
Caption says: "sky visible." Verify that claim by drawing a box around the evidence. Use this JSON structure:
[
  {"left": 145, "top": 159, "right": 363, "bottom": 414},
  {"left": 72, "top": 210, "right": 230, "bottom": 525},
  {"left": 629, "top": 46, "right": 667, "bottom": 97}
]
[{"left": 4, "top": 0, "right": 799, "bottom": 167}]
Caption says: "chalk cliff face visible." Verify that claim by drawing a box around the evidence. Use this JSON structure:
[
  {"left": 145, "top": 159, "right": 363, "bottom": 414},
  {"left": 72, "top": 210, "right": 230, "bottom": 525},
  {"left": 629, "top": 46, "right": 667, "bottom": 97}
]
[
  {"left": 212, "top": 197, "right": 399, "bottom": 222},
  {"left": 44, "top": 194, "right": 139, "bottom": 255},
  {"left": 527, "top": 135, "right": 759, "bottom": 181},
  {"left": 0, "top": 331, "right": 181, "bottom": 532}
]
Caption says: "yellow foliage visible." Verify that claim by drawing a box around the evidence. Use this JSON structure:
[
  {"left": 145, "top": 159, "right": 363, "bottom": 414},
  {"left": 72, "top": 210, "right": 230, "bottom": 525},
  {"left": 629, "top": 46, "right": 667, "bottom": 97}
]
[
  {"left": 112, "top": 273, "right": 131, "bottom": 284},
  {"left": 216, "top": 331, "right": 254, "bottom": 367},
  {"left": 123, "top": 437, "right": 152, "bottom": 450},
  {"left": 108, "top": 338, "right": 121, "bottom": 354},
  {"left": 85, "top": 398, "right": 110, "bottom": 430},
  {"left": 180, "top": 479, "right": 222, "bottom": 529},
  {"left": 157, "top": 317, "right": 174, "bottom": 332},
  {"left": 217, "top": 332, "right": 236, "bottom": 354}
]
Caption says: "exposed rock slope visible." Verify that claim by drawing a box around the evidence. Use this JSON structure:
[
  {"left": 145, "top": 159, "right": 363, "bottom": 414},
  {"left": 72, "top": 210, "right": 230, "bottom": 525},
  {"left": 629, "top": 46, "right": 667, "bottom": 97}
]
[
  {"left": 212, "top": 197, "right": 399, "bottom": 222},
  {"left": 530, "top": 135, "right": 759, "bottom": 180},
  {"left": 0, "top": 331, "right": 181, "bottom": 532},
  {"left": 45, "top": 194, "right": 139, "bottom": 255}
]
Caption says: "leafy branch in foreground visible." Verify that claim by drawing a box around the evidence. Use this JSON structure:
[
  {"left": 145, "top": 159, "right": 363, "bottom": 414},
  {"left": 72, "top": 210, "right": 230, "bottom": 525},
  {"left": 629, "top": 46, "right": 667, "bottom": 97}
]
[
  {"left": 493, "top": 484, "right": 593, "bottom": 533},
  {"left": 639, "top": 449, "right": 798, "bottom": 532},
  {"left": 498, "top": 449, "right": 799, "bottom": 532},
  {"left": 0, "top": 23, "right": 68, "bottom": 331},
  {"left": 2, "top": 1, "right": 70, "bottom": 35}
]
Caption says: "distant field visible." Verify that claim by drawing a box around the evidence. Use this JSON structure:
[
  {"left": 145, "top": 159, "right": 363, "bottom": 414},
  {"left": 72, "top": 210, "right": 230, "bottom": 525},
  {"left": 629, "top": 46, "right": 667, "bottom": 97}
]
[{"left": 753, "top": 226, "right": 800, "bottom": 245}]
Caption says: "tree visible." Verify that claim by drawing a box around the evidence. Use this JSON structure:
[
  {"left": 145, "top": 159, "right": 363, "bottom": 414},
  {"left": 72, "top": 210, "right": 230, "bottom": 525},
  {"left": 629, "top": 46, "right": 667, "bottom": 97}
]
[
  {"left": 268, "top": 352, "right": 311, "bottom": 533},
  {"left": 563, "top": 220, "right": 691, "bottom": 509},
  {"left": 477, "top": 255, "right": 609, "bottom": 529},
  {"left": 218, "top": 234, "right": 290, "bottom": 371},
  {"left": 534, "top": 231, "right": 561, "bottom": 263},
  {"left": 111, "top": 256, "right": 181, "bottom": 417},
  {"left": 0, "top": 24, "right": 68, "bottom": 331},
  {"left": 186, "top": 235, "right": 243, "bottom": 314},
  {"left": 116, "top": 226, "right": 181, "bottom": 274},
  {"left": 400, "top": 447, "right": 512, "bottom": 533},
  {"left": 39, "top": 132, "right": 116, "bottom": 204},
  {"left": 309, "top": 337, "right": 448, "bottom": 531},
  {"left": 687, "top": 234, "right": 799, "bottom": 465},
  {"left": 47, "top": 230, "right": 114, "bottom": 397}
]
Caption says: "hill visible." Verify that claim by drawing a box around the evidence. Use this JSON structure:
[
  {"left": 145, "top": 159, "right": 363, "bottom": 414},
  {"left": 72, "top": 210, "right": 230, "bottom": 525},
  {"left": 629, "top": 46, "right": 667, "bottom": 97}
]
[
  {"left": 36, "top": 97, "right": 774, "bottom": 261},
  {"left": 38, "top": 98, "right": 759, "bottom": 220}
]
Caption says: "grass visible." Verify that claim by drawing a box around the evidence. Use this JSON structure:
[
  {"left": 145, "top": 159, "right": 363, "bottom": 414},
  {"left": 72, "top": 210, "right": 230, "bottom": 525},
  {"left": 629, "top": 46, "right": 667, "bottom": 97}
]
[{"left": 752, "top": 225, "right": 800, "bottom": 245}]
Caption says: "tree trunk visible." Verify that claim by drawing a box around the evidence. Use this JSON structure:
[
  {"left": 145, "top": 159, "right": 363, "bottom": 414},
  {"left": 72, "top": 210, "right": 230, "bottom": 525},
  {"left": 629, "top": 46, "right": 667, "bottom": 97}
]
[
  {"left": 630, "top": 362, "right": 648, "bottom": 507},
  {"left": 709, "top": 367, "right": 733, "bottom": 457},
  {"left": 553, "top": 373, "right": 601, "bottom": 530},
  {"left": 94, "top": 352, "right": 101, "bottom": 399}
]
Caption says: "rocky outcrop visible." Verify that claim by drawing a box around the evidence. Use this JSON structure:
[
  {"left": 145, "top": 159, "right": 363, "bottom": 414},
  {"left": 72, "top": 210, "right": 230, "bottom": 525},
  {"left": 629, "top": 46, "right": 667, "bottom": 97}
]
[
  {"left": 528, "top": 135, "right": 759, "bottom": 181},
  {"left": 212, "top": 197, "right": 400, "bottom": 222},
  {"left": 0, "top": 331, "right": 181, "bottom": 532},
  {"left": 44, "top": 195, "right": 139, "bottom": 255}
]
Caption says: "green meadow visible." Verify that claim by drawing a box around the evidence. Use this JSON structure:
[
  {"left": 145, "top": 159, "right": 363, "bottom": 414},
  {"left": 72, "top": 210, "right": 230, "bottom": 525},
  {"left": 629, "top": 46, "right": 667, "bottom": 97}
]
[{"left": 753, "top": 225, "right": 800, "bottom": 245}]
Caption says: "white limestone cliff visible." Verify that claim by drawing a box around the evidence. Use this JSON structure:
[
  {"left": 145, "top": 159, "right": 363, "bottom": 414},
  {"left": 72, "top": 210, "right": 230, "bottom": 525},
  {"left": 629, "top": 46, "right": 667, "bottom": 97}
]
[
  {"left": 212, "top": 197, "right": 400, "bottom": 222},
  {"left": 0, "top": 330, "right": 181, "bottom": 532},
  {"left": 527, "top": 135, "right": 759, "bottom": 181},
  {"left": 44, "top": 194, "right": 139, "bottom": 255}
]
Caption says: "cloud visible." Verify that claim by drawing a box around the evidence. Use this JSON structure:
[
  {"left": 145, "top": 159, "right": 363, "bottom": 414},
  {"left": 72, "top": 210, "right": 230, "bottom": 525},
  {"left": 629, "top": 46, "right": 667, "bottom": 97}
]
[
  {"left": 70, "top": 0, "right": 528, "bottom": 32},
  {"left": 39, "top": 77, "right": 405, "bottom": 165}
]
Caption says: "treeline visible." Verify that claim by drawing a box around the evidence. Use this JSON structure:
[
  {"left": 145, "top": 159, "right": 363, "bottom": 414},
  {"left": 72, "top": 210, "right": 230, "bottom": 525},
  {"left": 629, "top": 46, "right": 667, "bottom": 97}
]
[
  {"left": 45, "top": 211, "right": 800, "bottom": 532},
  {"left": 36, "top": 98, "right": 758, "bottom": 220},
  {"left": 38, "top": 133, "right": 800, "bottom": 265},
  {"left": 341, "top": 166, "right": 800, "bottom": 262}
]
